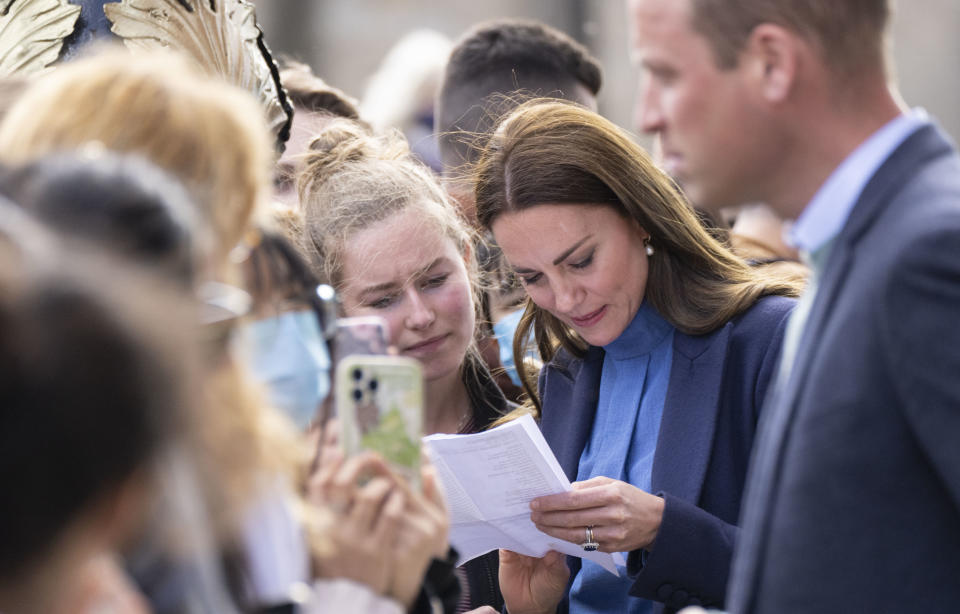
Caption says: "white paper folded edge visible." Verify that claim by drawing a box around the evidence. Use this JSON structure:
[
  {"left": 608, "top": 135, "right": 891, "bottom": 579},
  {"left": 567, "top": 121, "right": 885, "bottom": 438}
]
[{"left": 425, "top": 414, "right": 625, "bottom": 576}]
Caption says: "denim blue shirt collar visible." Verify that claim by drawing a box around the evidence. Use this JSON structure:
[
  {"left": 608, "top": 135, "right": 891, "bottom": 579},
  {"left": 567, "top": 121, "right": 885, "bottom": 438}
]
[
  {"left": 603, "top": 299, "right": 673, "bottom": 361},
  {"left": 789, "top": 109, "right": 930, "bottom": 255},
  {"left": 572, "top": 299, "right": 674, "bottom": 614}
]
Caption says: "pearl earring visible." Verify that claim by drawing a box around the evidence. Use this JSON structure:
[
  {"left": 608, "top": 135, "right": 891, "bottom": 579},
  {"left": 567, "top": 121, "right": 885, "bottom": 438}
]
[{"left": 644, "top": 238, "right": 655, "bottom": 256}]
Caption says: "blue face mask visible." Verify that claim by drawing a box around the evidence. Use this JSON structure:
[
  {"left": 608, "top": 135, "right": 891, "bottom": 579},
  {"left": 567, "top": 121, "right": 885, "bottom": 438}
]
[
  {"left": 492, "top": 307, "right": 538, "bottom": 388},
  {"left": 238, "top": 310, "right": 331, "bottom": 430}
]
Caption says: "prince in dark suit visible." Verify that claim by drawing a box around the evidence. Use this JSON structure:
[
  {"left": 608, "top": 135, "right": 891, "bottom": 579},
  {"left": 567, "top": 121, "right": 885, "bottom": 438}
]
[
  {"left": 730, "top": 101, "right": 960, "bottom": 614},
  {"left": 630, "top": 0, "right": 960, "bottom": 612}
]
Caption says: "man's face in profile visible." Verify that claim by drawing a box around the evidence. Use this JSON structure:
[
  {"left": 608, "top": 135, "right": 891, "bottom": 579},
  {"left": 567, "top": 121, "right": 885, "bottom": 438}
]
[{"left": 629, "top": 0, "right": 767, "bottom": 212}]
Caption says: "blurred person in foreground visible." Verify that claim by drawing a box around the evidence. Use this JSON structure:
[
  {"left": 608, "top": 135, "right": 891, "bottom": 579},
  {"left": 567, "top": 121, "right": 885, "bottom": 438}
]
[
  {"left": 473, "top": 99, "right": 799, "bottom": 614},
  {"left": 629, "top": 0, "right": 960, "bottom": 612},
  {"left": 0, "top": 53, "right": 287, "bottom": 595},
  {"left": 435, "top": 19, "right": 604, "bottom": 400},
  {"left": 0, "top": 151, "right": 203, "bottom": 289},
  {"left": 0, "top": 48, "right": 270, "bottom": 280},
  {"left": 0, "top": 50, "right": 451, "bottom": 613},
  {"left": 1, "top": 152, "right": 448, "bottom": 614},
  {"left": 0, "top": 75, "right": 27, "bottom": 121},
  {"left": 0, "top": 152, "right": 274, "bottom": 612},
  {"left": 625, "top": 15, "right": 804, "bottom": 287},
  {"left": 0, "top": 205, "right": 198, "bottom": 614}
]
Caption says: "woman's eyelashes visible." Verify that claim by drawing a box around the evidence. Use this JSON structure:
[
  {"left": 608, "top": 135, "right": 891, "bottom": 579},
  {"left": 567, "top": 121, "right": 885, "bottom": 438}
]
[
  {"left": 364, "top": 273, "right": 450, "bottom": 309},
  {"left": 367, "top": 294, "right": 397, "bottom": 309},
  {"left": 519, "top": 272, "right": 543, "bottom": 286},
  {"left": 421, "top": 273, "right": 449, "bottom": 289},
  {"left": 517, "top": 251, "right": 594, "bottom": 286},
  {"left": 570, "top": 250, "right": 595, "bottom": 270}
]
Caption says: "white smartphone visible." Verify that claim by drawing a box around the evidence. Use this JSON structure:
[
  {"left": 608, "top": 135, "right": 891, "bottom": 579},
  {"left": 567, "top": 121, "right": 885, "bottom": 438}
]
[{"left": 335, "top": 354, "right": 424, "bottom": 489}]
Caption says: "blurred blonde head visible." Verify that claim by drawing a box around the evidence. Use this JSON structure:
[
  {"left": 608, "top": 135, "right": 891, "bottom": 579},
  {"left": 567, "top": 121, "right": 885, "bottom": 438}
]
[
  {"left": 0, "top": 49, "right": 311, "bottom": 549},
  {"left": 0, "top": 48, "right": 273, "bottom": 267}
]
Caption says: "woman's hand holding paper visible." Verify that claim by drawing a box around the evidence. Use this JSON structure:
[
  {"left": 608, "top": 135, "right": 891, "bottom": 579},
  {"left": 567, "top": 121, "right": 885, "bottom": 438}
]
[{"left": 529, "top": 476, "right": 665, "bottom": 553}]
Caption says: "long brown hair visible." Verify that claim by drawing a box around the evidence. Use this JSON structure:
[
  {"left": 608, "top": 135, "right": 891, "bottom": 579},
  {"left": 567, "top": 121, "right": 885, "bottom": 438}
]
[{"left": 474, "top": 99, "right": 800, "bottom": 411}]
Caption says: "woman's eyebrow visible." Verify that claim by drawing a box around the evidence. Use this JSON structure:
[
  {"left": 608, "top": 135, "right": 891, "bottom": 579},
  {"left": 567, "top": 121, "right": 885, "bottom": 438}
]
[
  {"left": 357, "top": 280, "right": 398, "bottom": 299},
  {"left": 357, "top": 257, "right": 449, "bottom": 298},
  {"left": 512, "top": 235, "right": 592, "bottom": 275},
  {"left": 419, "top": 257, "right": 448, "bottom": 275},
  {"left": 552, "top": 235, "right": 592, "bottom": 266}
]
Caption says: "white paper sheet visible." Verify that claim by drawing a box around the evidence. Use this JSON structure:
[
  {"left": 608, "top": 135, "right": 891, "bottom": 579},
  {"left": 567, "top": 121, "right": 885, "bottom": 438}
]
[{"left": 424, "top": 414, "right": 624, "bottom": 575}]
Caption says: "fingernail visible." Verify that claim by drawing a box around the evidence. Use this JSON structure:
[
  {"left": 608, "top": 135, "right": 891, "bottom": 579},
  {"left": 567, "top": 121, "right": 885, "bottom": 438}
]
[{"left": 530, "top": 499, "right": 540, "bottom": 511}]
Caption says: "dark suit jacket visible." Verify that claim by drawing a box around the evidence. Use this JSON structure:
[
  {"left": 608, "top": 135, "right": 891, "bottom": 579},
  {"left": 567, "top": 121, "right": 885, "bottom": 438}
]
[
  {"left": 537, "top": 295, "right": 794, "bottom": 613},
  {"left": 728, "top": 124, "right": 960, "bottom": 613}
]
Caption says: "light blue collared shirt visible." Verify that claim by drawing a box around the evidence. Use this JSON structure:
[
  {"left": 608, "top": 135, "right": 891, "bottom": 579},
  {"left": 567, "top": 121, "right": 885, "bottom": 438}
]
[
  {"left": 569, "top": 301, "right": 675, "bottom": 614},
  {"left": 789, "top": 109, "right": 930, "bottom": 255}
]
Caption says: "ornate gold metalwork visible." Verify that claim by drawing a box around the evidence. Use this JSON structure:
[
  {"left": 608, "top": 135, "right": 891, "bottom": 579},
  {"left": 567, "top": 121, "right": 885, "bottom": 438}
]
[
  {"left": 104, "top": 0, "right": 291, "bottom": 146},
  {"left": 0, "top": 0, "right": 81, "bottom": 77}
]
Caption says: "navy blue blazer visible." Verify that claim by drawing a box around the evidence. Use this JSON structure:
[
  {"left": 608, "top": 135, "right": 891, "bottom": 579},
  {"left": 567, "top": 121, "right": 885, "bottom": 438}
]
[
  {"left": 537, "top": 294, "right": 794, "bottom": 613},
  {"left": 728, "top": 124, "right": 960, "bottom": 613}
]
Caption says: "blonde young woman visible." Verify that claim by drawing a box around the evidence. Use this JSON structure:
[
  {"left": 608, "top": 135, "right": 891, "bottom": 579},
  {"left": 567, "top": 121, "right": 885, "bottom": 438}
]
[
  {"left": 472, "top": 100, "right": 800, "bottom": 614},
  {"left": 297, "top": 119, "right": 510, "bottom": 613},
  {"left": 0, "top": 49, "right": 443, "bottom": 614}
]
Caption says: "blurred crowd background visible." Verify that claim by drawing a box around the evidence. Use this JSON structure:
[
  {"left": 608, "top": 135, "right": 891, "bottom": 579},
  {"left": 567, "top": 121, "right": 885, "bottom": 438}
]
[{"left": 255, "top": 0, "right": 960, "bottom": 144}]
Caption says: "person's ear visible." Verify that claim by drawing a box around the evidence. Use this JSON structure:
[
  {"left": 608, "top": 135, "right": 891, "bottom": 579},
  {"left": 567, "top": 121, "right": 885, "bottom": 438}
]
[
  {"left": 629, "top": 216, "right": 650, "bottom": 242},
  {"left": 742, "top": 23, "right": 802, "bottom": 104}
]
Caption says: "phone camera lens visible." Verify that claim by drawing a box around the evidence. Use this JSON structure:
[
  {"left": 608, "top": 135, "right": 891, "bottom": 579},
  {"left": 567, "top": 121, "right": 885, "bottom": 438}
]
[
  {"left": 351, "top": 368, "right": 363, "bottom": 381},
  {"left": 368, "top": 378, "right": 378, "bottom": 392},
  {"left": 352, "top": 388, "right": 363, "bottom": 401}
]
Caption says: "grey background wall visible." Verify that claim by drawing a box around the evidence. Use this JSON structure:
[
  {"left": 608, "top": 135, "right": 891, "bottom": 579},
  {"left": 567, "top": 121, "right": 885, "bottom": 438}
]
[{"left": 256, "top": 1, "right": 960, "bottom": 142}]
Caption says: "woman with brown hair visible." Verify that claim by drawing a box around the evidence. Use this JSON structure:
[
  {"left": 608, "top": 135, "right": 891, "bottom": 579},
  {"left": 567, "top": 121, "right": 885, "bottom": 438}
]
[{"left": 473, "top": 100, "right": 799, "bottom": 614}]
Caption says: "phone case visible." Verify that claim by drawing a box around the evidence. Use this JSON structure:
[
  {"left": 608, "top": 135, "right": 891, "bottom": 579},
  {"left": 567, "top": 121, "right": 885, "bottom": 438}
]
[{"left": 335, "top": 354, "right": 423, "bottom": 488}]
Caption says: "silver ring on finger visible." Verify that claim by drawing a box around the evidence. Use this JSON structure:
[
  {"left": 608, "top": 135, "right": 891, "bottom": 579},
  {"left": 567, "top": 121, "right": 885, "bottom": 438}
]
[{"left": 581, "top": 525, "right": 600, "bottom": 552}]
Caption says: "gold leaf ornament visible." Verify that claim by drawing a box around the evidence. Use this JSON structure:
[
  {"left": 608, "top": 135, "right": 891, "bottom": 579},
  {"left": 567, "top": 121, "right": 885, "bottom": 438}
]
[
  {"left": 104, "top": 0, "right": 292, "bottom": 147},
  {"left": 0, "top": 0, "right": 82, "bottom": 77}
]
